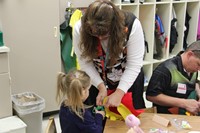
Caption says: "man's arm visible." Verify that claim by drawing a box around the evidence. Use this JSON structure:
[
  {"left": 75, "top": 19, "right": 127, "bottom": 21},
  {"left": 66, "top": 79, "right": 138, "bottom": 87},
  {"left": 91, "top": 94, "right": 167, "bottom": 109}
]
[
  {"left": 195, "top": 83, "right": 200, "bottom": 100},
  {"left": 147, "top": 93, "right": 200, "bottom": 115}
]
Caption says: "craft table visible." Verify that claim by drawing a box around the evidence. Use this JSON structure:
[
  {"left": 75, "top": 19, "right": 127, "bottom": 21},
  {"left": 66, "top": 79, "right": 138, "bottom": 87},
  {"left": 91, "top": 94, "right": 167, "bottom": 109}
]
[{"left": 104, "top": 113, "right": 200, "bottom": 133}]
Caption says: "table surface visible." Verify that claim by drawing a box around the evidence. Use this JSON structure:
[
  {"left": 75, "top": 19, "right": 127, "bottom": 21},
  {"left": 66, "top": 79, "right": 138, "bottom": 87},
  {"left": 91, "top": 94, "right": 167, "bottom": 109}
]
[{"left": 104, "top": 113, "right": 200, "bottom": 133}]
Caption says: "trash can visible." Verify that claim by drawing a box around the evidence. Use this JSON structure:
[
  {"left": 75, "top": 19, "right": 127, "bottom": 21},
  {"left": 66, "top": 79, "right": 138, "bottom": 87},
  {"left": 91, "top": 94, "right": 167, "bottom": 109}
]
[{"left": 11, "top": 92, "right": 45, "bottom": 133}]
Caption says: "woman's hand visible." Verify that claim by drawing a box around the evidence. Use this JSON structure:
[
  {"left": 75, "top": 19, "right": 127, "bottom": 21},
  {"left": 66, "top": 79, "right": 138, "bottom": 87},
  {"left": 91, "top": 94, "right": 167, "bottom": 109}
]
[
  {"left": 104, "top": 89, "right": 125, "bottom": 107},
  {"left": 96, "top": 83, "right": 107, "bottom": 106}
]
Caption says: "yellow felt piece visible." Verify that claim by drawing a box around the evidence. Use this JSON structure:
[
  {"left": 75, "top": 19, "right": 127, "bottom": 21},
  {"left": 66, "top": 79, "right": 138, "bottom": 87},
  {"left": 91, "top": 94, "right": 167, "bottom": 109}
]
[
  {"left": 105, "top": 107, "right": 123, "bottom": 121},
  {"left": 103, "top": 97, "right": 126, "bottom": 121},
  {"left": 103, "top": 97, "right": 123, "bottom": 121},
  {"left": 117, "top": 103, "right": 132, "bottom": 120}
]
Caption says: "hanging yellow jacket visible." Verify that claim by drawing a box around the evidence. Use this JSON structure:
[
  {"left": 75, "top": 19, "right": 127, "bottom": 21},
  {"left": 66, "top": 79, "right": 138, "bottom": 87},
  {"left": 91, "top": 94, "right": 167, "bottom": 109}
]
[{"left": 69, "top": 9, "right": 83, "bottom": 70}]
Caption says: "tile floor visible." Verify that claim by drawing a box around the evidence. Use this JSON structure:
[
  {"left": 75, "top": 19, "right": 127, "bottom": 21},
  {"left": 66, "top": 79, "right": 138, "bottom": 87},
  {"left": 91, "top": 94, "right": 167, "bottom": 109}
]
[{"left": 42, "top": 94, "right": 152, "bottom": 133}]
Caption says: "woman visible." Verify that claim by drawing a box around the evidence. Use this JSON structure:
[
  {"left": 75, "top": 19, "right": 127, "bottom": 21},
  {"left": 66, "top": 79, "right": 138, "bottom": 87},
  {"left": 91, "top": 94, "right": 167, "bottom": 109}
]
[{"left": 73, "top": 0, "right": 145, "bottom": 109}]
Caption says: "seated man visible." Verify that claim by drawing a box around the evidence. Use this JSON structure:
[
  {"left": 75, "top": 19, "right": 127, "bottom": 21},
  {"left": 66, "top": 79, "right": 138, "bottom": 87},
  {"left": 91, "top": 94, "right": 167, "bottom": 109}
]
[{"left": 146, "top": 41, "right": 200, "bottom": 115}]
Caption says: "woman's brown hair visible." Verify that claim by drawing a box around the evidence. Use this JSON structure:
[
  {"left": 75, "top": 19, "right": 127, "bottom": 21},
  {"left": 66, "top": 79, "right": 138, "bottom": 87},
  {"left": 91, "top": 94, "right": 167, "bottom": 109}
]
[{"left": 80, "top": 0, "right": 126, "bottom": 64}]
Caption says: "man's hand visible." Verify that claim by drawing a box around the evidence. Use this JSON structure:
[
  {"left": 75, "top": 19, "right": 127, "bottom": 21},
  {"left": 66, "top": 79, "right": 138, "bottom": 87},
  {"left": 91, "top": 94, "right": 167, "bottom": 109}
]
[{"left": 184, "top": 99, "right": 200, "bottom": 115}]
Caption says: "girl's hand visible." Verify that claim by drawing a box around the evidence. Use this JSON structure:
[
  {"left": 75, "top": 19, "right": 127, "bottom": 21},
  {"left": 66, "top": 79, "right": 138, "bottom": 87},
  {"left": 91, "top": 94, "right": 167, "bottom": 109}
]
[{"left": 95, "top": 109, "right": 105, "bottom": 118}]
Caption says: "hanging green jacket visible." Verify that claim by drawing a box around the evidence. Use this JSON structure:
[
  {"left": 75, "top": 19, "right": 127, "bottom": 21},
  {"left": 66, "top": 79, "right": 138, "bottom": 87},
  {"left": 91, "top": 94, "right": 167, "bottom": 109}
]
[{"left": 60, "top": 22, "right": 76, "bottom": 73}]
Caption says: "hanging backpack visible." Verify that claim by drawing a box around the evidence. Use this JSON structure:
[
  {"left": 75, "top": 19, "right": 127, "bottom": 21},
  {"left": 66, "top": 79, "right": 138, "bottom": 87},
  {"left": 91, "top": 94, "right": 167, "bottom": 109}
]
[
  {"left": 183, "top": 11, "right": 191, "bottom": 50},
  {"left": 154, "top": 14, "right": 166, "bottom": 59},
  {"left": 169, "top": 18, "right": 178, "bottom": 53}
]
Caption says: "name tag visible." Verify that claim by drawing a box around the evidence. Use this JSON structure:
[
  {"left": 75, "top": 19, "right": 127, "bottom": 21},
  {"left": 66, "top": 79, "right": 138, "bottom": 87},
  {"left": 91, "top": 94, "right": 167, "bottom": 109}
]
[{"left": 176, "top": 83, "right": 187, "bottom": 94}]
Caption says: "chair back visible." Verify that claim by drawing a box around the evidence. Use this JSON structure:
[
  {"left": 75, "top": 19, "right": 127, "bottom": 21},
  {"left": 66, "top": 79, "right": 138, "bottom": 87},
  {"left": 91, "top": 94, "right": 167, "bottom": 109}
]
[{"left": 45, "top": 117, "right": 57, "bottom": 133}]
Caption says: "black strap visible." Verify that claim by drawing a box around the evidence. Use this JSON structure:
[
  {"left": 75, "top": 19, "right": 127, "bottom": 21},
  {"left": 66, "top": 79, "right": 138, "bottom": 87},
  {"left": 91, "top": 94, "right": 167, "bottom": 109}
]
[
  {"left": 124, "top": 12, "right": 149, "bottom": 53},
  {"left": 124, "top": 12, "right": 136, "bottom": 41}
]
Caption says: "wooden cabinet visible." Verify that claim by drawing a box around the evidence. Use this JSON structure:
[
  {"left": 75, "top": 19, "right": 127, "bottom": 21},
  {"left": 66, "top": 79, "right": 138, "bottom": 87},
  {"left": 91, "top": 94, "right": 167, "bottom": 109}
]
[
  {"left": 0, "top": 46, "right": 12, "bottom": 118},
  {"left": 1, "top": 0, "right": 61, "bottom": 113}
]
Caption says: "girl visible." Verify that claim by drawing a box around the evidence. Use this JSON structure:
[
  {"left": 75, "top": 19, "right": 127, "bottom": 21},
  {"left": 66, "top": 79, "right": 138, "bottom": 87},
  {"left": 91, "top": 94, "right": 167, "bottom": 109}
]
[{"left": 56, "top": 69, "right": 105, "bottom": 133}]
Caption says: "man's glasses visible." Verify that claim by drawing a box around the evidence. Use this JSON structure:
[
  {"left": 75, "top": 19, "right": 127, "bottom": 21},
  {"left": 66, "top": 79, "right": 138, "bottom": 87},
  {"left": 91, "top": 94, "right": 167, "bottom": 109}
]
[
  {"left": 191, "top": 49, "right": 200, "bottom": 52},
  {"left": 191, "top": 49, "right": 200, "bottom": 59}
]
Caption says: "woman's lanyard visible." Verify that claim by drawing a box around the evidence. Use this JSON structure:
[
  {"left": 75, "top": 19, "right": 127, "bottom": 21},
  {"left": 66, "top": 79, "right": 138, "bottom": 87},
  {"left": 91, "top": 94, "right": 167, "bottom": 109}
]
[{"left": 97, "top": 39, "right": 109, "bottom": 85}]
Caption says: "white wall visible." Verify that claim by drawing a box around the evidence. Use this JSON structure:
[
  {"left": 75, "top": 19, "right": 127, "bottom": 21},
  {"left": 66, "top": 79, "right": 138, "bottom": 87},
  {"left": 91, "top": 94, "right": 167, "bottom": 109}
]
[{"left": 59, "top": 0, "right": 94, "bottom": 24}]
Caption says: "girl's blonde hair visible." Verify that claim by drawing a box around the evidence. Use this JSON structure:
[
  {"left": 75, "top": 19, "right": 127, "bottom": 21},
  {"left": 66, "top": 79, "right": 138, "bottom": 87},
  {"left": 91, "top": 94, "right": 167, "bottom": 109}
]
[{"left": 56, "top": 69, "right": 91, "bottom": 120}]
